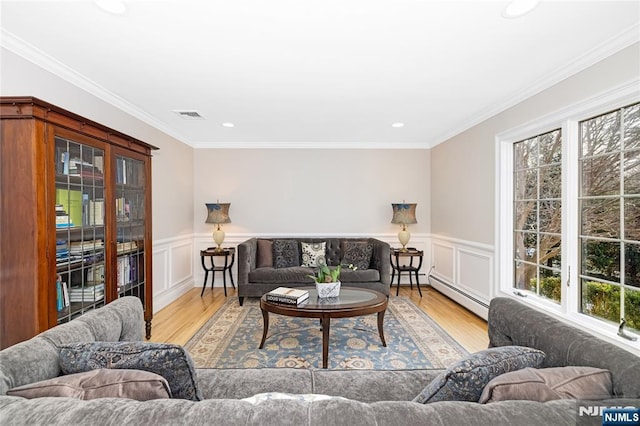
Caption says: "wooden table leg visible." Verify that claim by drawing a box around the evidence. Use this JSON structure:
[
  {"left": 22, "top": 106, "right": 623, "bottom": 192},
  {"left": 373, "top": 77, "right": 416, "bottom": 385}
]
[
  {"left": 321, "top": 314, "right": 330, "bottom": 368},
  {"left": 259, "top": 309, "right": 269, "bottom": 349},
  {"left": 377, "top": 310, "right": 387, "bottom": 347}
]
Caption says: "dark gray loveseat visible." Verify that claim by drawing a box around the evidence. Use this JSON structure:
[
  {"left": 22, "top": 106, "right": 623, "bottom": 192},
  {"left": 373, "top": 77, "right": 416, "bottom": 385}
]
[
  {"left": 237, "top": 237, "right": 391, "bottom": 306},
  {"left": 1, "top": 296, "right": 639, "bottom": 425}
]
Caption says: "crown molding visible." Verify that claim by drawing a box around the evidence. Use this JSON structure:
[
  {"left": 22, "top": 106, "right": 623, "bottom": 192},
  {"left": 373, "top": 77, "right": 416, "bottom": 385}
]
[
  {"left": 188, "top": 140, "right": 431, "bottom": 149},
  {"left": 3, "top": 22, "right": 638, "bottom": 151},
  {"left": 1, "top": 28, "right": 189, "bottom": 145},
  {"left": 429, "top": 23, "right": 640, "bottom": 149}
]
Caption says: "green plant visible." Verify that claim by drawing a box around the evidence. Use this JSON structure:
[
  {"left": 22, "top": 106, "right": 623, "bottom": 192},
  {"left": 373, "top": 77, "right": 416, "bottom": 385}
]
[{"left": 307, "top": 264, "right": 341, "bottom": 283}]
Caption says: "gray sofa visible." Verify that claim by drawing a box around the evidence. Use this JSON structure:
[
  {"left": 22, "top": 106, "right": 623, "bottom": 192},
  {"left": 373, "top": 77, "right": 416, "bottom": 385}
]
[
  {"left": 237, "top": 237, "right": 391, "bottom": 305},
  {"left": 1, "top": 296, "right": 639, "bottom": 426}
]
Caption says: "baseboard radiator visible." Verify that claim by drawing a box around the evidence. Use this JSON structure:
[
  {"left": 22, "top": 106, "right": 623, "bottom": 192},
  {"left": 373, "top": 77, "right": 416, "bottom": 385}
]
[{"left": 427, "top": 273, "right": 489, "bottom": 320}]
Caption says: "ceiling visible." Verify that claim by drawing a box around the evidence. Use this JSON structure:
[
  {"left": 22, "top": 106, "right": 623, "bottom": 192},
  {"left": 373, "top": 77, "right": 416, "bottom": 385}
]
[{"left": 1, "top": 1, "right": 639, "bottom": 149}]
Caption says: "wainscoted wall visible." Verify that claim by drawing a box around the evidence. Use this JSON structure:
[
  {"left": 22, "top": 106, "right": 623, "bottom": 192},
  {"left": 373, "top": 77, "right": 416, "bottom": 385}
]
[
  {"left": 192, "top": 232, "right": 430, "bottom": 294},
  {"left": 152, "top": 235, "right": 195, "bottom": 312},
  {"left": 152, "top": 232, "right": 493, "bottom": 321},
  {"left": 154, "top": 233, "right": 422, "bottom": 314},
  {"left": 429, "top": 235, "right": 494, "bottom": 320}
]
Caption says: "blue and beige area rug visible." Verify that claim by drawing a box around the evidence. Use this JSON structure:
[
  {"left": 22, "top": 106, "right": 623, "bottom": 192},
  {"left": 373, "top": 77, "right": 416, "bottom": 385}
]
[{"left": 184, "top": 297, "right": 469, "bottom": 370}]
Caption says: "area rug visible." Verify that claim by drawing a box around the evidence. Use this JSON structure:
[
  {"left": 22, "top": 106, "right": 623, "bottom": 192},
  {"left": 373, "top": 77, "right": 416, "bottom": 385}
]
[{"left": 184, "top": 297, "right": 469, "bottom": 369}]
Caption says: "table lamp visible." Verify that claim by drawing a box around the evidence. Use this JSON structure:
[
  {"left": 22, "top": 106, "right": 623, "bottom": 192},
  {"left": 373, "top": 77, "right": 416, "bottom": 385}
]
[
  {"left": 391, "top": 202, "right": 417, "bottom": 252},
  {"left": 205, "top": 202, "right": 231, "bottom": 252}
]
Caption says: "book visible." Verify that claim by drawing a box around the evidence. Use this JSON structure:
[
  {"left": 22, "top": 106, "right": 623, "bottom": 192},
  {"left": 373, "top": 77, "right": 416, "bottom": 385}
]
[
  {"left": 56, "top": 188, "right": 83, "bottom": 227},
  {"left": 266, "top": 287, "right": 309, "bottom": 304},
  {"left": 56, "top": 280, "right": 64, "bottom": 311},
  {"left": 89, "top": 199, "right": 105, "bottom": 225}
]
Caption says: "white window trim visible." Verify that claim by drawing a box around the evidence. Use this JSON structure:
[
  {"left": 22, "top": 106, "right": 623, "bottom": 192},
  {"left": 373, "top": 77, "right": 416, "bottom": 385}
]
[{"left": 495, "top": 78, "right": 640, "bottom": 353}]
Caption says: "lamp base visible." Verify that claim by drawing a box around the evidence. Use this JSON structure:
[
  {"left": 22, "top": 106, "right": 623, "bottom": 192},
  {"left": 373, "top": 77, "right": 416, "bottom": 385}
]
[
  {"left": 398, "top": 226, "right": 411, "bottom": 252},
  {"left": 213, "top": 227, "right": 225, "bottom": 252}
]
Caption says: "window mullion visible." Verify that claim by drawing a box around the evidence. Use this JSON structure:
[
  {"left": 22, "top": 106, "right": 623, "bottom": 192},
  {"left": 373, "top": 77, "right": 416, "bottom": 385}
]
[{"left": 563, "top": 120, "right": 580, "bottom": 316}]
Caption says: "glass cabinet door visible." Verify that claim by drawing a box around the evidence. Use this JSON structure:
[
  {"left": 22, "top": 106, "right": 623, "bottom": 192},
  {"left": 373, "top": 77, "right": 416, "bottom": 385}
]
[
  {"left": 114, "top": 155, "right": 146, "bottom": 307},
  {"left": 54, "top": 136, "right": 106, "bottom": 323}
]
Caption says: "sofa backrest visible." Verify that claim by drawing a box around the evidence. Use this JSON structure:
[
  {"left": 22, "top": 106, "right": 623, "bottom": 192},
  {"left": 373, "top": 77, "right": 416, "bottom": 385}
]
[
  {"left": 0, "top": 296, "right": 144, "bottom": 394},
  {"left": 488, "top": 297, "right": 640, "bottom": 398}
]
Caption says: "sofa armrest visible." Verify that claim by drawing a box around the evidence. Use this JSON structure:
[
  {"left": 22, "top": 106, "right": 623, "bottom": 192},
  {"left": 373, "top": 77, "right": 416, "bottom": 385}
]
[
  {"left": 238, "top": 238, "right": 258, "bottom": 286},
  {"left": 488, "top": 297, "right": 640, "bottom": 398},
  {"left": 368, "top": 238, "right": 391, "bottom": 285}
]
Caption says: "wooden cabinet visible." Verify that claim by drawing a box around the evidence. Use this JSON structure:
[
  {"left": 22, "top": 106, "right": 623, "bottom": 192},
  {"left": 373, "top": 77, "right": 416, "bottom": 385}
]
[{"left": 0, "top": 97, "right": 157, "bottom": 349}]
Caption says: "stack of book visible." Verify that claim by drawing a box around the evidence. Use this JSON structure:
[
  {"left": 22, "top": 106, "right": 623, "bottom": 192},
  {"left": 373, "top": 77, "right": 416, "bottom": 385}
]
[
  {"left": 266, "top": 287, "right": 309, "bottom": 305},
  {"left": 69, "top": 239, "right": 104, "bottom": 255},
  {"left": 56, "top": 239, "right": 69, "bottom": 262},
  {"left": 69, "top": 283, "right": 105, "bottom": 303},
  {"left": 55, "top": 204, "right": 72, "bottom": 228}
]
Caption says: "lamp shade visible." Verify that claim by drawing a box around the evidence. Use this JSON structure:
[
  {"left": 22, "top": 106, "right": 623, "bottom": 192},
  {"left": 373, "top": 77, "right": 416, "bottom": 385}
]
[
  {"left": 205, "top": 203, "right": 231, "bottom": 224},
  {"left": 391, "top": 203, "right": 417, "bottom": 225}
]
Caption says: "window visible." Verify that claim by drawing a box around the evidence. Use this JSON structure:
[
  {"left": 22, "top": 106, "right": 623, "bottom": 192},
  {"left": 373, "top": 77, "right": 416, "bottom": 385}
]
[
  {"left": 497, "top": 84, "right": 640, "bottom": 346},
  {"left": 579, "top": 104, "right": 640, "bottom": 331},
  {"left": 513, "top": 129, "right": 562, "bottom": 303}
]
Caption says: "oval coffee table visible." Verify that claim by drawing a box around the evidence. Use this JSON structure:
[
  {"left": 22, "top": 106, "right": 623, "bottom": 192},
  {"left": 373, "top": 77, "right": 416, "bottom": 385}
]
[{"left": 259, "top": 286, "right": 388, "bottom": 368}]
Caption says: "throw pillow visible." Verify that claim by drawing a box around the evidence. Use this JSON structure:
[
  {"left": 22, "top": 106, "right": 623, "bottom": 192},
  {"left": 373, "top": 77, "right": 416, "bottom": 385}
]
[
  {"left": 413, "top": 346, "right": 546, "bottom": 404},
  {"left": 301, "top": 242, "right": 326, "bottom": 267},
  {"left": 479, "top": 366, "right": 613, "bottom": 403},
  {"left": 6, "top": 368, "right": 171, "bottom": 400},
  {"left": 257, "top": 239, "right": 273, "bottom": 268},
  {"left": 59, "top": 341, "right": 201, "bottom": 401},
  {"left": 272, "top": 239, "right": 300, "bottom": 269},
  {"left": 341, "top": 241, "right": 373, "bottom": 270}
]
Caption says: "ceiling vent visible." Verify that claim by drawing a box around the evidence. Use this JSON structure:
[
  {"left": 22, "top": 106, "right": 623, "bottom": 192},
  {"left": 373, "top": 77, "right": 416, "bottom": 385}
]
[{"left": 173, "top": 110, "right": 204, "bottom": 120}]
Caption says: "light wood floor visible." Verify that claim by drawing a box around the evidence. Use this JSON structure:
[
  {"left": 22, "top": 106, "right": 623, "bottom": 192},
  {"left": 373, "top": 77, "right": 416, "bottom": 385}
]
[{"left": 150, "top": 286, "right": 489, "bottom": 353}]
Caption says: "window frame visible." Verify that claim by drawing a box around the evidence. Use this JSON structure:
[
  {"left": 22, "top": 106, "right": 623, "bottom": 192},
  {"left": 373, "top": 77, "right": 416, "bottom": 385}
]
[{"left": 495, "top": 79, "right": 640, "bottom": 351}]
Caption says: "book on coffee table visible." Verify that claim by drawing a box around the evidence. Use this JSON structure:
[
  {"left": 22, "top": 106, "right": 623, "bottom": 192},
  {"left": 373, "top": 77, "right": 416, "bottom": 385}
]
[{"left": 266, "top": 287, "right": 309, "bottom": 305}]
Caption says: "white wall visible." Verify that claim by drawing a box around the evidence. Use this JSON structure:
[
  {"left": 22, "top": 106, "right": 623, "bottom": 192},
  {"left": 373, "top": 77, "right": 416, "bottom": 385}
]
[
  {"left": 193, "top": 148, "right": 430, "bottom": 235},
  {"left": 428, "top": 43, "right": 640, "bottom": 318}
]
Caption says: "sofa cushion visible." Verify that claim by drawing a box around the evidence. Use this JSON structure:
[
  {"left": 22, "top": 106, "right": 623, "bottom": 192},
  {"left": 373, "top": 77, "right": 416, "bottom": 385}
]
[
  {"left": 479, "top": 366, "right": 613, "bottom": 403},
  {"left": 249, "top": 267, "right": 315, "bottom": 284},
  {"left": 301, "top": 242, "right": 326, "bottom": 267},
  {"left": 339, "top": 268, "right": 380, "bottom": 283},
  {"left": 6, "top": 368, "right": 171, "bottom": 400},
  {"left": 413, "top": 346, "right": 546, "bottom": 403},
  {"left": 341, "top": 241, "right": 373, "bottom": 270},
  {"left": 273, "top": 239, "right": 300, "bottom": 268},
  {"left": 256, "top": 239, "right": 273, "bottom": 268},
  {"left": 59, "top": 342, "right": 201, "bottom": 401}
]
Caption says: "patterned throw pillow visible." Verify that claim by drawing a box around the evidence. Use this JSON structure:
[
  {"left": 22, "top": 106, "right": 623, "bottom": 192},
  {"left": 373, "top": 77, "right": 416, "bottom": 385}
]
[
  {"left": 272, "top": 239, "right": 300, "bottom": 269},
  {"left": 301, "top": 242, "right": 326, "bottom": 267},
  {"left": 59, "top": 342, "right": 202, "bottom": 401},
  {"left": 413, "top": 346, "right": 546, "bottom": 403},
  {"left": 341, "top": 241, "right": 373, "bottom": 270}
]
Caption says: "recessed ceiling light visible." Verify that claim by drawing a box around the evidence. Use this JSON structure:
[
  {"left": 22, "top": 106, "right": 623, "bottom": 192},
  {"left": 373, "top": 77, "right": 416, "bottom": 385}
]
[
  {"left": 94, "top": 0, "right": 127, "bottom": 15},
  {"left": 221, "top": 122, "right": 235, "bottom": 128},
  {"left": 391, "top": 122, "right": 405, "bottom": 128},
  {"left": 502, "top": 0, "right": 540, "bottom": 18}
]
